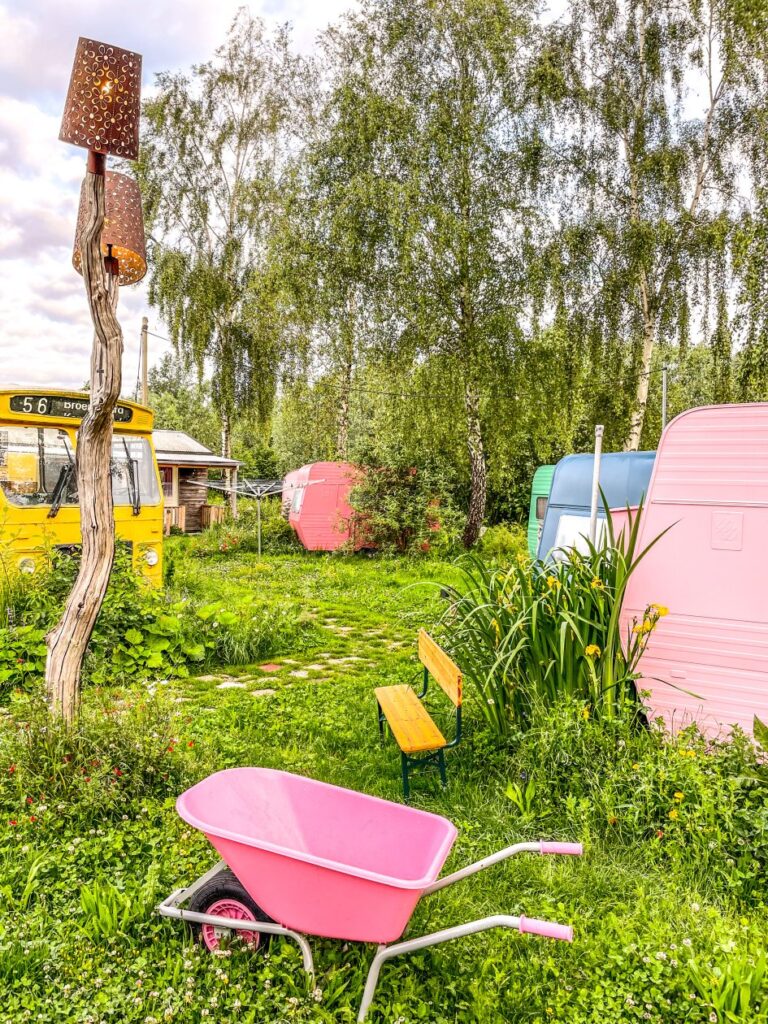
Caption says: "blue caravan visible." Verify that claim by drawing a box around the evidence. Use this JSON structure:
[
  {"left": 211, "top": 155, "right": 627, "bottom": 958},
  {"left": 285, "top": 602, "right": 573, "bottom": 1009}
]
[{"left": 537, "top": 451, "right": 655, "bottom": 560}]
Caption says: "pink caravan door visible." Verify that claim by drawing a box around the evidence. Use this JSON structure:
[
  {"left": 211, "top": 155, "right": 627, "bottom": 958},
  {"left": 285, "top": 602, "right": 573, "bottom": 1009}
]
[
  {"left": 622, "top": 404, "right": 768, "bottom": 739},
  {"left": 292, "top": 462, "right": 360, "bottom": 552}
]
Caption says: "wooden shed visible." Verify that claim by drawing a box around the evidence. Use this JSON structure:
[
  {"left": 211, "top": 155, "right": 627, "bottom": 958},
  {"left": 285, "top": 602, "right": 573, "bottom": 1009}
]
[{"left": 152, "top": 430, "right": 240, "bottom": 534}]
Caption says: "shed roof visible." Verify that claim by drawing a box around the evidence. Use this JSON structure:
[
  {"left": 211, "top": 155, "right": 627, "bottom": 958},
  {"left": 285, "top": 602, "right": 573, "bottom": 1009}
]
[{"left": 152, "top": 429, "right": 240, "bottom": 469}]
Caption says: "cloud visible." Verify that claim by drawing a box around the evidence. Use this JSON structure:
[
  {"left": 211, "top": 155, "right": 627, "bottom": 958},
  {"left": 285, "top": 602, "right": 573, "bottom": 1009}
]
[{"left": 0, "top": 0, "right": 355, "bottom": 391}]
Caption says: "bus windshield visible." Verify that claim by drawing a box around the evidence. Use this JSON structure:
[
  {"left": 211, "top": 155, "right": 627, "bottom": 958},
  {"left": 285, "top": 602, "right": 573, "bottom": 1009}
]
[
  {"left": 0, "top": 428, "right": 159, "bottom": 508},
  {"left": 111, "top": 437, "right": 160, "bottom": 508},
  {"left": 0, "top": 426, "right": 75, "bottom": 507}
]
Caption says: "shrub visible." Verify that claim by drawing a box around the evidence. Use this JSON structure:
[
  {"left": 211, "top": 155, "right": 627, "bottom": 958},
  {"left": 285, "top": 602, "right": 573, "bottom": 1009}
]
[
  {"left": 442, "top": 504, "right": 669, "bottom": 736},
  {"left": 349, "top": 463, "right": 464, "bottom": 554},
  {"left": 477, "top": 523, "right": 528, "bottom": 562}
]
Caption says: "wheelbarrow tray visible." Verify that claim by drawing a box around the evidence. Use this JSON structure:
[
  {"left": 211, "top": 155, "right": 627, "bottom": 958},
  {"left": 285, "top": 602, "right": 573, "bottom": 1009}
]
[{"left": 177, "top": 767, "right": 457, "bottom": 942}]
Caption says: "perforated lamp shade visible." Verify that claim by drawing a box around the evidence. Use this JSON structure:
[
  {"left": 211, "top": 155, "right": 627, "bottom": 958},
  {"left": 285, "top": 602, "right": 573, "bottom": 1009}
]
[
  {"left": 72, "top": 171, "right": 147, "bottom": 286},
  {"left": 59, "top": 37, "right": 141, "bottom": 160}
]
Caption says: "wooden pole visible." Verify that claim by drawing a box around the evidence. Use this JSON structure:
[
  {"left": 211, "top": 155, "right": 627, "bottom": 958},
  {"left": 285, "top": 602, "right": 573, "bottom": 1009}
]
[
  {"left": 44, "top": 152, "right": 123, "bottom": 724},
  {"left": 141, "top": 316, "right": 149, "bottom": 405}
]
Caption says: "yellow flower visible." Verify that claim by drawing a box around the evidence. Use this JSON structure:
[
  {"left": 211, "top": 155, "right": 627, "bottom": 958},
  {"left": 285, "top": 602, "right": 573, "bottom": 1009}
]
[
  {"left": 674, "top": 791, "right": 684, "bottom": 802},
  {"left": 590, "top": 578, "right": 605, "bottom": 590},
  {"left": 584, "top": 644, "right": 601, "bottom": 658},
  {"left": 491, "top": 618, "right": 500, "bottom": 645},
  {"left": 668, "top": 808, "right": 679, "bottom": 820},
  {"left": 546, "top": 575, "right": 559, "bottom": 589},
  {"left": 649, "top": 604, "right": 669, "bottom": 617},
  {"left": 581, "top": 706, "right": 590, "bottom": 720},
  {"left": 632, "top": 762, "right": 640, "bottom": 770}
]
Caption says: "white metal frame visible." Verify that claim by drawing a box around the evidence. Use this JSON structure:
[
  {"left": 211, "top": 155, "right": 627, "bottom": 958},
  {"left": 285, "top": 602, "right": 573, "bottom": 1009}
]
[{"left": 157, "top": 840, "right": 581, "bottom": 1020}]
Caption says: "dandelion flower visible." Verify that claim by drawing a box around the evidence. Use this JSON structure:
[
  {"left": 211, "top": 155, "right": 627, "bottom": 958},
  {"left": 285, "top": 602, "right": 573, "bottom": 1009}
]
[
  {"left": 668, "top": 808, "right": 679, "bottom": 820},
  {"left": 584, "top": 644, "right": 601, "bottom": 658},
  {"left": 674, "top": 791, "right": 684, "bottom": 802}
]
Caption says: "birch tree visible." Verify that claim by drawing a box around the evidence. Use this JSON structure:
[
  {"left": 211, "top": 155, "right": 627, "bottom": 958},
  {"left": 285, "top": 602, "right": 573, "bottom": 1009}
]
[
  {"left": 137, "top": 13, "right": 308, "bottom": 465},
  {"left": 543, "top": 0, "right": 767, "bottom": 449},
  {"left": 322, "top": 0, "right": 538, "bottom": 546}
]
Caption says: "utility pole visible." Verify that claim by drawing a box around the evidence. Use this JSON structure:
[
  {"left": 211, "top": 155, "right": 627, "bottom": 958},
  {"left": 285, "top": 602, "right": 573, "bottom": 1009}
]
[{"left": 140, "top": 316, "right": 149, "bottom": 406}]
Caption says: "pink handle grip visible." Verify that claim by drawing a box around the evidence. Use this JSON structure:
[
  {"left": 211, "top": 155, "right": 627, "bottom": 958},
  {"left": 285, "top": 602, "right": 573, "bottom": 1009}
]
[
  {"left": 539, "top": 841, "right": 583, "bottom": 856},
  {"left": 519, "top": 916, "right": 574, "bottom": 942}
]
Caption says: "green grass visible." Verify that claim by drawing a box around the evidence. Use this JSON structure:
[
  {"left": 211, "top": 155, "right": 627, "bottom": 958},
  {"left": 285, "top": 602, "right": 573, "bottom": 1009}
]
[{"left": 0, "top": 546, "right": 767, "bottom": 1023}]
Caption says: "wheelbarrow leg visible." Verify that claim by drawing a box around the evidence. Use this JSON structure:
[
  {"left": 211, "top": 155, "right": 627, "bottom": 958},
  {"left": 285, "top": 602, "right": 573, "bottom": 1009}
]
[{"left": 356, "top": 914, "right": 573, "bottom": 1021}]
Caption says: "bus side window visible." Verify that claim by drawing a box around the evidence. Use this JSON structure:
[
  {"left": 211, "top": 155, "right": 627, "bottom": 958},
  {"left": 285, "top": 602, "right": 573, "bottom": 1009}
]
[{"left": 536, "top": 496, "right": 548, "bottom": 520}]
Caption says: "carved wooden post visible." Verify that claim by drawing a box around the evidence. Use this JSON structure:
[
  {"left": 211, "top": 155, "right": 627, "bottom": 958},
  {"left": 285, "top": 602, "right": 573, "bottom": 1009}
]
[
  {"left": 46, "top": 155, "right": 122, "bottom": 722},
  {"left": 48, "top": 38, "right": 143, "bottom": 723}
]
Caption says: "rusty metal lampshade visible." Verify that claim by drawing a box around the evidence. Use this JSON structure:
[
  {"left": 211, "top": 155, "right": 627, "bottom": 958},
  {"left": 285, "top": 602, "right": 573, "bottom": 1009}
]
[
  {"left": 59, "top": 37, "right": 141, "bottom": 160},
  {"left": 72, "top": 171, "right": 147, "bottom": 285}
]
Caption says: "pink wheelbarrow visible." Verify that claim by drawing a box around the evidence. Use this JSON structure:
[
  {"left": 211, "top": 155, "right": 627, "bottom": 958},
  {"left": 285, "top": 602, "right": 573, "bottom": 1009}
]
[{"left": 158, "top": 768, "right": 582, "bottom": 1020}]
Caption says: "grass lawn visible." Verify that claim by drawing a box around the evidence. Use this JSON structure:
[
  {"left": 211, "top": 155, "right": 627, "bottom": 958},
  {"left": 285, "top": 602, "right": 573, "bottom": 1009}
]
[{"left": 1, "top": 547, "right": 766, "bottom": 1023}]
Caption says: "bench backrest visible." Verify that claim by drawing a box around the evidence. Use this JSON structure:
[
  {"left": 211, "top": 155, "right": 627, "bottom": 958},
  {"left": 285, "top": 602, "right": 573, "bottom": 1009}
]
[{"left": 419, "top": 629, "right": 462, "bottom": 707}]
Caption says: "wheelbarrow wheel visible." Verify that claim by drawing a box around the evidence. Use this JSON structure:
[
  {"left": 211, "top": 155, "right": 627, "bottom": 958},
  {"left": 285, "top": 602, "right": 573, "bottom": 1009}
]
[{"left": 188, "top": 869, "right": 274, "bottom": 953}]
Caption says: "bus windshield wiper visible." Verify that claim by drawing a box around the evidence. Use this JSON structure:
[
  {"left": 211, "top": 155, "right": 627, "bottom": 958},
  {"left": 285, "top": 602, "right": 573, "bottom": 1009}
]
[
  {"left": 48, "top": 434, "right": 76, "bottom": 519},
  {"left": 122, "top": 439, "right": 141, "bottom": 515},
  {"left": 47, "top": 463, "right": 74, "bottom": 519}
]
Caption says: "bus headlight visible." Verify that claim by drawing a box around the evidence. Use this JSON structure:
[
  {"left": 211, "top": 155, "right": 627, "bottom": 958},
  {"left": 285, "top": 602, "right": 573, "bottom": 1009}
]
[
  {"left": 18, "top": 558, "right": 36, "bottom": 574},
  {"left": 143, "top": 547, "right": 160, "bottom": 567}
]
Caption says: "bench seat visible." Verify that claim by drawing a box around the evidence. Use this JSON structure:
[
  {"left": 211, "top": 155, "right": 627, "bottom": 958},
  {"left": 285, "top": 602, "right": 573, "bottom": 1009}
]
[{"left": 374, "top": 684, "right": 447, "bottom": 754}]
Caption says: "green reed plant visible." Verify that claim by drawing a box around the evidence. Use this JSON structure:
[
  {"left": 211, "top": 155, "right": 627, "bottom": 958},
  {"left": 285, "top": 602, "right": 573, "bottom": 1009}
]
[{"left": 442, "top": 501, "right": 672, "bottom": 737}]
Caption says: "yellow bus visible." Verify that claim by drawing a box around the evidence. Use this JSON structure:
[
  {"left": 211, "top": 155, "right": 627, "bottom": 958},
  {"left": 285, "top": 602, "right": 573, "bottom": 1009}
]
[{"left": 0, "top": 389, "right": 163, "bottom": 586}]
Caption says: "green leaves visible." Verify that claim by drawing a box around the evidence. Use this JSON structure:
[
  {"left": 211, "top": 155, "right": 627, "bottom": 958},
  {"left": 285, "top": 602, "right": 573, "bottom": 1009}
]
[{"left": 442, "top": 503, "right": 668, "bottom": 737}]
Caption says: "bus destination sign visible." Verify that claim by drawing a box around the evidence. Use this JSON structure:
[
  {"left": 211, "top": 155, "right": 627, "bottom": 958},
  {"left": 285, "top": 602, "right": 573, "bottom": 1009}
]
[{"left": 10, "top": 395, "right": 133, "bottom": 423}]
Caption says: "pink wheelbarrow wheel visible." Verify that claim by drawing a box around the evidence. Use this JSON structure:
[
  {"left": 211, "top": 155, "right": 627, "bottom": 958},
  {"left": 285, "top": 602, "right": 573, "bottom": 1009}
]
[{"left": 188, "top": 868, "right": 273, "bottom": 953}]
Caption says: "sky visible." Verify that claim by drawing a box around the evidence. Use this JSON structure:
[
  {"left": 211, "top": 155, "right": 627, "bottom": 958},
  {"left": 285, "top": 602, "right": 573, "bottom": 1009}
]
[{"left": 0, "top": 0, "right": 354, "bottom": 395}]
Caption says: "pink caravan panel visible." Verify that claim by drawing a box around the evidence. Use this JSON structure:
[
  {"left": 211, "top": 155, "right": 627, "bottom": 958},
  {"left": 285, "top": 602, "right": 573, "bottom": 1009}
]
[
  {"left": 177, "top": 768, "right": 457, "bottom": 943},
  {"left": 621, "top": 404, "right": 768, "bottom": 739},
  {"left": 293, "top": 461, "right": 361, "bottom": 552}
]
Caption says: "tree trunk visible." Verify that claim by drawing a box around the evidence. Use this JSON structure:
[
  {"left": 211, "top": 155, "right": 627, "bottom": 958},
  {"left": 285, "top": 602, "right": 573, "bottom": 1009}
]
[
  {"left": 462, "top": 383, "right": 487, "bottom": 548},
  {"left": 45, "top": 162, "right": 122, "bottom": 724},
  {"left": 337, "top": 358, "right": 352, "bottom": 459},
  {"left": 624, "top": 322, "right": 656, "bottom": 450},
  {"left": 221, "top": 410, "right": 237, "bottom": 519}
]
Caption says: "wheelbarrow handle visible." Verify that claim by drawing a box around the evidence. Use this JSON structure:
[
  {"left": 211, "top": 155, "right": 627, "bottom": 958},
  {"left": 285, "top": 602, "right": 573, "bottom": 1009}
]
[
  {"left": 423, "top": 839, "right": 583, "bottom": 895},
  {"left": 539, "top": 841, "right": 583, "bottom": 856},
  {"left": 519, "top": 915, "right": 574, "bottom": 941}
]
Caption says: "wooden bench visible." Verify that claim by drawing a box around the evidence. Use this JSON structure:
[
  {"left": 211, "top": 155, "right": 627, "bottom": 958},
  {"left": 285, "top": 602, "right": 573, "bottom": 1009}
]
[{"left": 375, "top": 629, "right": 462, "bottom": 799}]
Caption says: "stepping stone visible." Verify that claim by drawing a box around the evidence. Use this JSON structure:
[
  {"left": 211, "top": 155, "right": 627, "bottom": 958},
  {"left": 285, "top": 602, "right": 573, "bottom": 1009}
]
[
  {"left": 260, "top": 664, "right": 282, "bottom": 673},
  {"left": 281, "top": 659, "right": 300, "bottom": 665},
  {"left": 305, "top": 664, "right": 325, "bottom": 671},
  {"left": 251, "top": 688, "right": 276, "bottom": 697},
  {"left": 197, "top": 674, "right": 224, "bottom": 682},
  {"left": 326, "top": 658, "right": 348, "bottom": 665},
  {"left": 217, "top": 681, "right": 246, "bottom": 689},
  {"left": 290, "top": 669, "right": 309, "bottom": 678}
]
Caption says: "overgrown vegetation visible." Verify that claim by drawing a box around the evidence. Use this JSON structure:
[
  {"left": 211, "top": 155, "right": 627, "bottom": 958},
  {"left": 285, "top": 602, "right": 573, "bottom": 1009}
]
[
  {"left": 0, "top": 546, "right": 312, "bottom": 698},
  {"left": 1, "top": 549, "right": 766, "bottom": 1022}
]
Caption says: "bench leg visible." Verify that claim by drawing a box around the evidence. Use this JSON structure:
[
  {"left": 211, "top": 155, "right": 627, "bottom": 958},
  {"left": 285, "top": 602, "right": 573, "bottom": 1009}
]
[
  {"left": 377, "top": 701, "right": 385, "bottom": 739},
  {"left": 401, "top": 753, "right": 411, "bottom": 801},
  {"left": 438, "top": 748, "right": 447, "bottom": 788}
]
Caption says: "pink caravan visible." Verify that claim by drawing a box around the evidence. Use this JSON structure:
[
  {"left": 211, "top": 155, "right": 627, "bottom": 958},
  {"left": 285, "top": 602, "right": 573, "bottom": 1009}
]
[
  {"left": 622, "top": 404, "right": 768, "bottom": 739},
  {"left": 283, "top": 461, "right": 363, "bottom": 552}
]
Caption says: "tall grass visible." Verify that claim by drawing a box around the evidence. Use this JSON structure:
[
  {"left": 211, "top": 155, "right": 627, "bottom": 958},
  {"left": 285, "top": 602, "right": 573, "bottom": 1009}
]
[{"left": 442, "top": 503, "right": 670, "bottom": 737}]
